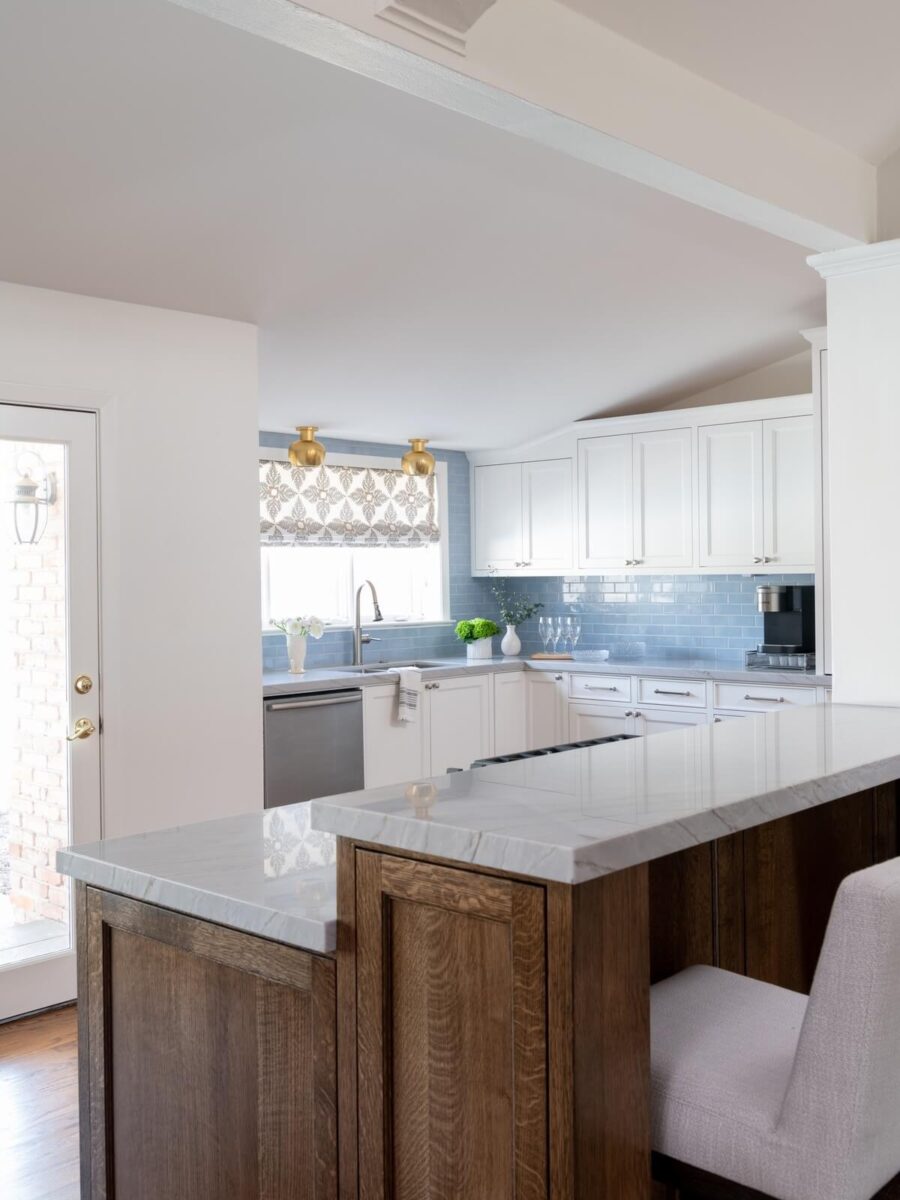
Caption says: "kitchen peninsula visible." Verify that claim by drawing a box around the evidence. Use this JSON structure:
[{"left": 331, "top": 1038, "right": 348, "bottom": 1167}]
[{"left": 60, "top": 703, "right": 900, "bottom": 1199}]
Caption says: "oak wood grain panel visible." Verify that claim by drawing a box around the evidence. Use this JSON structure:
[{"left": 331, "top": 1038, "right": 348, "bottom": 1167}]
[
  {"left": 713, "top": 834, "right": 745, "bottom": 976},
  {"left": 742, "top": 793, "right": 875, "bottom": 992},
  {"left": 379, "top": 854, "right": 514, "bottom": 919},
  {"left": 354, "top": 847, "right": 548, "bottom": 1200},
  {"left": 874, "top": 781, "right": 899, "bottom": 863},
  {"left": 573, "top": 864, "right": 651, "bottom": 1200},
  {"left": 78, "top": 887, "right": 336, "bottom": 1200},
  {"left": 649, "top": 846, "right": 714, "bottom": 983},
  {"left": 336, "top": 838, "right": 359, "bottom": 1200},
  {"left": 546, "top": 884, "right": 575, "bottom": 1200}
]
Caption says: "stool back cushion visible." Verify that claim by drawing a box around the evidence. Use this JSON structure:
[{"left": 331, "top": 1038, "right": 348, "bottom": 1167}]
[{"left": 779, "top": 857, "right": 900, "bottom": 1199}]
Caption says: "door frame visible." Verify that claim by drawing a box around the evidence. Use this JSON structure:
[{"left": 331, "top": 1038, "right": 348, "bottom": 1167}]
[{"left": 0, "top": 384, "right": 105, "bottom": 1019}]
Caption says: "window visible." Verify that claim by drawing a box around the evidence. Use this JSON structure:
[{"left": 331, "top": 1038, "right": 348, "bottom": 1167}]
[{"left": 259, "top": 451, "right": 449, "bottom": 629}]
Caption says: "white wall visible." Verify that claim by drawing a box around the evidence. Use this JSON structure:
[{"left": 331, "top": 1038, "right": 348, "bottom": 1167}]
[
  {"left": 0, "top": 281, "right": 263, "bottom": 838},
  {"left": 666, "top": 352, "right": 812, "bottom": 411},
  {"left": 809, "top": 245, "right": 900, "bottom": 704}
]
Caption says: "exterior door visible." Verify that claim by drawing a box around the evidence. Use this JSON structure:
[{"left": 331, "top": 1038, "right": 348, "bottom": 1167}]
[{"left": 0, "top": 403, "right": 100, "bottom": 1020}]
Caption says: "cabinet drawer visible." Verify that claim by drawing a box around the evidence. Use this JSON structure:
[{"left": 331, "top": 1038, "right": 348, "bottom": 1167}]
[
  {"left": 569, "top": 674, "right": 632, "bottom": 703},
  {"left": 714, "top": 682, "right": 818, "bottom": 711},
  {"left": 637, "top": 676, "right": 707, "bottom": 708}
]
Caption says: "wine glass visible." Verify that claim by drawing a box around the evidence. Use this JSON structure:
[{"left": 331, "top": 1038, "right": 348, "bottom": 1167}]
[
  {"left": 548, "top": 617, "right": 562, "bottom": 653},
  {"left": 538, "top": 616, "right": 552, "bottom": 654},
  {"left": 564, "top": 616, "right": 581, "bottom": 654}
]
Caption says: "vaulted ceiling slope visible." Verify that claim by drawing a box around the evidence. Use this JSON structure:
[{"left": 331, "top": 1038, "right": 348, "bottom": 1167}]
[
  {"left": 560, "top": 0, "right": 900, "bottom": 164},
  {"left": 0, "top": 0, "right": 823, "bottom": 449}
]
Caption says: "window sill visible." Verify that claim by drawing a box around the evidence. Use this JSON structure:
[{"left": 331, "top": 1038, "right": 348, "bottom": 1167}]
[{"left": 262, "top": 620, "right": 454, "bottom": 636}]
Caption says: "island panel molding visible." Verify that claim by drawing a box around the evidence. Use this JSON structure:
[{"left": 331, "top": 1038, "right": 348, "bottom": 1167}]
[{"left": 76, "top": 885, "right": 338, "bottom": 1200}]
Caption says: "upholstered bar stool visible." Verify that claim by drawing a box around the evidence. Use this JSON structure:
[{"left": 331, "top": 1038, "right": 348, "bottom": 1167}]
[{"left": 650, "top": 857, "right": 900, "bottom": 1200}]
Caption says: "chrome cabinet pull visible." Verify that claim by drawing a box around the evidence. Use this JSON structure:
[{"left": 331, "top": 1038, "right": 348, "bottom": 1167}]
[
  {"left": 653, "top": 688, "right": 692, "bottom": 697},
  {"left": 585, "top": 684, "right": 618, "bottom": 692},
  {"left": 266, "top": 693, "right": 362, "bottom": 711},
  {"left": 743, "top": 694, "right": 785, "bottom": 703}
]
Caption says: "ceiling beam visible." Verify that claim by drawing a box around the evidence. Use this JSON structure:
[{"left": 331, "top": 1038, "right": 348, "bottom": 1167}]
[{"left": 166, "top": 0, "right": 869, "bottom": 252}]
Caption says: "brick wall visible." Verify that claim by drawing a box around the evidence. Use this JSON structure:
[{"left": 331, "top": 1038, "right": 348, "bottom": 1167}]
[{"left": 4, "top": 442, "right": 69, "bottom": 927}]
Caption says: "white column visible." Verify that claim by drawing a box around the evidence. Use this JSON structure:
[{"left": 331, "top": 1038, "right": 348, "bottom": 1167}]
[{"left": 809, "top": 240, "right": 900, "bottom": 704}]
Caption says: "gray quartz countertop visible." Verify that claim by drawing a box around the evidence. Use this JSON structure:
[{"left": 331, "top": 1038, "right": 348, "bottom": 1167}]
[
  {"left": 263, "top": 654, "right": 830, "bottom": 696},
  {"left": 58, "top": 803, "right": 337, "bottom": 954},
  {"left": 310, "top": 703, "right": 897, "bottom": 885}
]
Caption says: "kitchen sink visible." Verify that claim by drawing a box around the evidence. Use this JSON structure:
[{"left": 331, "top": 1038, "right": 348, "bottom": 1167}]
[{"left": 332, "top": 660, "right": 446, "bottom": 674}]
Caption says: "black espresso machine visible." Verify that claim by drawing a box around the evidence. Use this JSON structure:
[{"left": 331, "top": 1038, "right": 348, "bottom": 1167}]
[{"left": 745, "top": 584, "right": 815, "bottom": 671}]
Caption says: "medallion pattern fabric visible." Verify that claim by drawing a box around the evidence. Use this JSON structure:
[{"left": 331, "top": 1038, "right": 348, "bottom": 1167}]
[{"left": 260, "top": 459, "right": 440, "bottom": 547}]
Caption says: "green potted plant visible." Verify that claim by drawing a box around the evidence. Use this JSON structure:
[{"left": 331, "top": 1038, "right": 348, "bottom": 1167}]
[
  {"left": 491, "top": 582, "right": 543, "bottom": 657},
  {"left": 455, "top": 618, "right": 501, "bottom": 661}
]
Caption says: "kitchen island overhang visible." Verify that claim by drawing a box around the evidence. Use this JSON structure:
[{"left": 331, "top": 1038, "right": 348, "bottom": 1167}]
[{"left": 59, "top": 701, "right": 900, "bottom": 1200}]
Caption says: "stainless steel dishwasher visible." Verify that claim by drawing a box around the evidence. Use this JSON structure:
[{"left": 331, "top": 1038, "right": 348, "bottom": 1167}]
[{"left": 263, "top": 689, "right": 364, "bottom": 808}]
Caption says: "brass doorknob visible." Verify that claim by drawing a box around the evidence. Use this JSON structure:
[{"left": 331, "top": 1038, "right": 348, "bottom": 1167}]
[
  {"left": 67, "top": 717, "right": 96, "bottom": 742},
  {"left": 74, "top": 674, "right": 93, "bottom": 695}
]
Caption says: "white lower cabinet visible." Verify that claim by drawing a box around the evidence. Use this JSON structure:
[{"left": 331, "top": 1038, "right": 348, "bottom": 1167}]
[
  {"left": 492, "top": 672, "right": 528, "bottom": 756},
  {"left": 568, "top": 700, "right": 632, "bottom": 740},
  {"left": 526, "top": 671, "right": 569, "bottom": 750},
  {"left": 426, "top": 674, "right": 493, "bottom": 775},
  {"left": 363, "top": 684, "right": 427, "bottom": 789},
  {"left": 633, "top": 707, "right": 708, "bottom": 736}
]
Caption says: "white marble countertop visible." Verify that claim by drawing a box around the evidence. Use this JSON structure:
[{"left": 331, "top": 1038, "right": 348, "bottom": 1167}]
[
  {"left": 310, "top": 703, "right": 898, "bottom": 885},
  {"left": 263, "top": 655, "right": 829, "bottom": 696},
  {"left": 58, "top": 804, "right": 338, "bottom": 953}
]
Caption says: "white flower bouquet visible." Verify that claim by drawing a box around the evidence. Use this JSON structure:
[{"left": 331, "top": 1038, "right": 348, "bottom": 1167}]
[{"left": 273, "top": 616, "right": 325, "bottom": 639}]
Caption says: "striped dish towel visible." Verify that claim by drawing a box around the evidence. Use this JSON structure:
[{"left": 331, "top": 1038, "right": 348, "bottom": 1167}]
[{"left": 391, "top": 667, "right": 424, "bottom": 724}]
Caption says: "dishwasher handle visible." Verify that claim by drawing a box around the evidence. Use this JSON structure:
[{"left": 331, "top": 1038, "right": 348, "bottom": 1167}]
[{"left": 266, "top": 692, "right": 362, "bottom": 712}]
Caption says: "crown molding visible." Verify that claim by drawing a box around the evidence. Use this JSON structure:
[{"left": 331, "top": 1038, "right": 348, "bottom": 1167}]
[
  {"left": 375, "top": 1, "right": 497, "bottom": 55},
  {"left": 808, "top": 238, "right": 900, "bottom": 279}
]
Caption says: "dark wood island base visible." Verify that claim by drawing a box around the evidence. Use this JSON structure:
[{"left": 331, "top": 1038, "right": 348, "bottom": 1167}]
[{"left": 74, "top": 782, "right": 899, "bottom": 1200}]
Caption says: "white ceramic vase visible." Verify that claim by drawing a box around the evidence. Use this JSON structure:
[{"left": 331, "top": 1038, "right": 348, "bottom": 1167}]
[
  {"left": 467, "top": 637, "right": 493, "bottom": 661},
  {"left": 287, "top": 633, "right": 308, "bottom": 674},
  {"left": 500, "top": 625, "right": 521, "bottom": 657}
]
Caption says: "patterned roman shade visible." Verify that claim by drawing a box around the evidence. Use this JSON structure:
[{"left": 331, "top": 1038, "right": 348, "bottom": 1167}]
[{"left": 259, "top": 459, "right": 440, "bottom": 547}]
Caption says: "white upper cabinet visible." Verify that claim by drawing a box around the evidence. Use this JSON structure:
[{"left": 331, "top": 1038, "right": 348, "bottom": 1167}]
[
  {"left": 471, "top": 393, "right": 817, "bottom": 577},
  {"left": 578, "top": 434, "right": 633, "bottom": 569},
  {"left": 632, "top": 428, "right": 693, "bottom": 568},
  {"left": 522, "top": 459, "right": 573, "bottom": 570},
  {"left": 473, "top": 463, "right": 523, "bottom": 571},
  {"left": 473, "top": 458, "right": 573, "bottom": 573},
  {"left": 698, "top": 421, "right": 764, "bottom": 567},
  {"left": 763, "top": 415, "right": 815, "bottom": 568}
]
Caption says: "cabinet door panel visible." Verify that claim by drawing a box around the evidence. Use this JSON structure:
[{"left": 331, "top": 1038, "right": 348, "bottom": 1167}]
[
  {"left": 473, "top": 463, "right": 523, "bottom": 571},
  {"left": 568, "top": 700, "right": 633, "bottom": 741},
  {"left": 355, "top": 851, "right": 548, "bottom": 1200},
  {"left": 526, "top": 672, "right": 568, "bottom": 750},
  {"left": 428, "top": 675, "right": 492, "bottom": 774},
  {"left": 522, "top": 458, "right": 573, "bottom": 570},
  {"left": 698, "top": 421, "right": 763, "bottom": 567},
  {"left": 578, "top": 435, "right": 633, "bottom": 569},
  {"left": 635, "top": 707, "right": 708, "bottom": 736},
  {"left": 364, "top": 686, "right": 425, "bottom": 788},
  {"left": 763, "top": 414, "right": 815, "bottom": 567},
  {"left": 633, "top": 428, "right": 693, "bottom": 568},
  {"left": 493, "top": 671, "right": 528, "bottom": 757}
]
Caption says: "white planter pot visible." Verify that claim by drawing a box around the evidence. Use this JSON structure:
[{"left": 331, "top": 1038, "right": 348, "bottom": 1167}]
[
  {"left": 467, "top": 637, "right": 493, "bottom": 660},
  {"left": 287, "top": 634, "right": 308, "bottom": 674},
  {"left": 500, "top": 625, "right": 521, "bottom": 657}
]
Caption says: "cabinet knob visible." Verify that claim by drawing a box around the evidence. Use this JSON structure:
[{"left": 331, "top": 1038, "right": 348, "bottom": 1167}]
[
  {"left": 754, "top": 557, "right": 763, "bottom": 563},
  {"left": 554, "top": 674, "right": 563, "bottom": 681}
]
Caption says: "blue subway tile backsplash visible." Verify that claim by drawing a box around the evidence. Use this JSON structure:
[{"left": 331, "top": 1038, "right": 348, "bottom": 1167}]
[{"left": 259, "top": 432, "right": 812, "bottom": 671}]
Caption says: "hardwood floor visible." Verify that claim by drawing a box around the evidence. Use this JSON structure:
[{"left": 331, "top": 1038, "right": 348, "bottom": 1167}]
[{"left": 0, "top": 1005, "right": 79, "bottom": 1200}]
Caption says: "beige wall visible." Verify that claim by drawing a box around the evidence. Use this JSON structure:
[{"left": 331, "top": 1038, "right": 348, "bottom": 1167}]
[
  {"left": 0, "top": 282, "right": 263, "bottom": 839},
  {"left": 666, "top": 351, "right": 812, "bottom": 411}
]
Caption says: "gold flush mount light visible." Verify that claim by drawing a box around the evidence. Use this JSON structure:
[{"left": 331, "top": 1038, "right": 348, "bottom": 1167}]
[
  {"left": 401, "top": 438, "right": 435, "bottom": 477},
  {"left": 288, "top": 426, "right": 326, "bottom": 468}
]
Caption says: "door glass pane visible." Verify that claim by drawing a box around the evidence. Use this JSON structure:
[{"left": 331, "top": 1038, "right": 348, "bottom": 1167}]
[{"left": 0, "top": 439, "right": 71, "bottom": 967}]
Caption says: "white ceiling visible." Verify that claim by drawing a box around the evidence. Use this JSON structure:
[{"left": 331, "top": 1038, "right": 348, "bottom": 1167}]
[
  {"left": 559, "top": 0, "right": 900, "bottom": 164},
  {"left": 0, "top": 0, "right": 824, "bottom": 450}
]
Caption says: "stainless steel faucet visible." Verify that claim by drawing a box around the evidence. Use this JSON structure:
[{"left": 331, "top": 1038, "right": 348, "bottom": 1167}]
[{"left": 353, "top": 580, "right": 384, "bottom": 665}]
